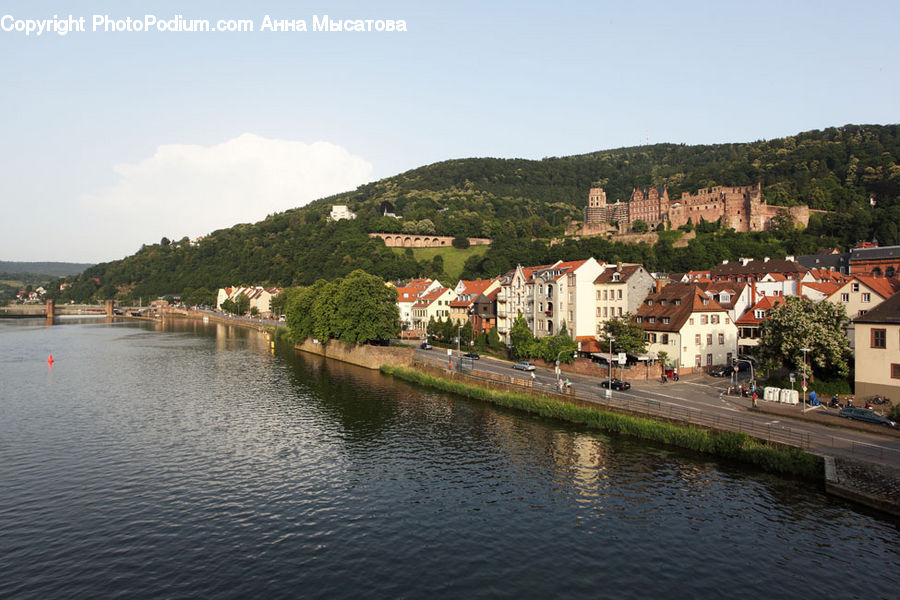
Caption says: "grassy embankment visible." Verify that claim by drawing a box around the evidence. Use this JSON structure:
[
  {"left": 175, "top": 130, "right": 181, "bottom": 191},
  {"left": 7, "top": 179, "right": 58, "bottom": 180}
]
[
  {"left": 389, "top": 245, "right": 489, "bottom": 281},
  {"left": 381, "top": 365, "right": 824, "bottom": 479}
]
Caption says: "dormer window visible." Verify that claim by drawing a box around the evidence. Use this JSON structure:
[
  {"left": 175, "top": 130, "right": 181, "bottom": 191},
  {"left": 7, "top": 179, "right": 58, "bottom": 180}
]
[
  {"left": 660, "top": 299, "right": 667, "bottom": 306},
  {"left": 647, "top": 299, "right": 653, "bottom": 306},
  {"left": 662, "top": 317, "right": 670, "bottom": 324},
  {"left": 674, "top": 299, "right": 682, "bottom": 306},
  {"left": 648, "top": 317, "right": 656, "bottom": 324},
  {"left": 612, "top": 273, "right": 620, "bottom": 282}
]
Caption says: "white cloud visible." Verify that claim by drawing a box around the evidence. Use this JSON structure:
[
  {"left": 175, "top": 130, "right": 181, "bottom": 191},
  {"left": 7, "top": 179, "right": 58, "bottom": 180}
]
[{"left": 79, "top": 133, "right": 373, "bottom": 255}]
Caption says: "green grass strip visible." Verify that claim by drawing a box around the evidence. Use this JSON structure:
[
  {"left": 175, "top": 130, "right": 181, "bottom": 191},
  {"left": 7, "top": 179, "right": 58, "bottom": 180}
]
[{"left": 381, "top": 365, "right": 823, "bottom": 480}]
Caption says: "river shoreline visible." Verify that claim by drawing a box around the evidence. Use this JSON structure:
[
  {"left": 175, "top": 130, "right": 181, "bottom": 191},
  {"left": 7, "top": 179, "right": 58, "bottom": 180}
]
[{"left": 161, "top": 309, "right": 899, "bottom": 516}]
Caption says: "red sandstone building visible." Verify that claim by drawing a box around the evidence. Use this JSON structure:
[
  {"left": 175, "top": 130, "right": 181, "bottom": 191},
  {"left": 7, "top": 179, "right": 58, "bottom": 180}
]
[{"left": 580, "top": 183, "right": 810, "bottom": 233}]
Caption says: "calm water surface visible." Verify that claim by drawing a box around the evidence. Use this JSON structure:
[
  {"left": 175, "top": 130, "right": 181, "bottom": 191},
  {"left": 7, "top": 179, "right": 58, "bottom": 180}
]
[{"left": 0, "top": 318, "right": 897, "bottom": 599}]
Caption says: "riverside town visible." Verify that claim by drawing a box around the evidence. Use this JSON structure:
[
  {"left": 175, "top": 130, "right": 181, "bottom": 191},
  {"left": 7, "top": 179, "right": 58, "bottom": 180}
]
[
  {"left": 4, "top": 119, "right": 899, "bottom": 597},
  {"left": 22, "top": 132, "right": 900, "bottom": 519},
  {"left": 5, "top": 3, "right": 899, "bottom": 595}
]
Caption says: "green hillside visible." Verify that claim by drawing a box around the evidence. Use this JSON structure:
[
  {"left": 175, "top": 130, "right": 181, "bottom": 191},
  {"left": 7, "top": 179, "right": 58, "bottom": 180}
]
[{"left": 56, "top": 124, "right": 900, "bottom": 304}]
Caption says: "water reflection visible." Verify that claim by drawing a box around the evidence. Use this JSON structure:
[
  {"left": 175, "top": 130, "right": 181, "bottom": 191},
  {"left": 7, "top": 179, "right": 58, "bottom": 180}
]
[{"left": 0, "top": 317, "right": 896, "bottom": 600}]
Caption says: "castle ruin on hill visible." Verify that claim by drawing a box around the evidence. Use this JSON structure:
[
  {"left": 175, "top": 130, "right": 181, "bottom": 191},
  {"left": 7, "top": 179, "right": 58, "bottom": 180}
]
[{"left": 570, "top": 183, "right": 811, "bottom": 236}]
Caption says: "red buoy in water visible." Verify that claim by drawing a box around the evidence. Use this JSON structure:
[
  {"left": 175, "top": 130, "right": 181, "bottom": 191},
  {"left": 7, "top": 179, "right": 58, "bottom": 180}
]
[{"left": 47, "top": 354, "right": 54, "bottom": 365}]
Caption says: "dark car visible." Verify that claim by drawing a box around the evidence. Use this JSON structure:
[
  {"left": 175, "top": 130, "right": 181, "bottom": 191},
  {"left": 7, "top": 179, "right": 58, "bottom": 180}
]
[
  {"left": 839, "top": 407, "right": 898, "bottom": 429},
  {"left": 710, "top": 365, "right": 732, "bottom": 377},
  {"left": 420, "top": 341, "right": 433, "bottom": 350},
  {"left": 600, "top": 378, "right": 631, "bottom": 390},
  {"left": 512, "top": 361, "right": 536, "bottom": 371},
  {"left": 462, "top": 352, "right": 480, "bottom": 360}
]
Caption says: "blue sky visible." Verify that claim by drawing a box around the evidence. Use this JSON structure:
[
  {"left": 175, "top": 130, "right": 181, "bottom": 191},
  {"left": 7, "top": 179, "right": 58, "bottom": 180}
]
[{"left": 1, "top": 0, "right": 898, "bottom": 262}]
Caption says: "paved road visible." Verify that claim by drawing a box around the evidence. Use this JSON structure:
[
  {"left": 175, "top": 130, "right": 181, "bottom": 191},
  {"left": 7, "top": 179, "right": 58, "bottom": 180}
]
[{"left": 416, "top": 348, "right": 900, "bottom": 469}]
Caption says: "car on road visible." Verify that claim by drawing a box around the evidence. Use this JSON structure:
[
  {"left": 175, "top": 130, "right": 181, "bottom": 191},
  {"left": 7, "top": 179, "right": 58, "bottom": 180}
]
[
  {"left": 710, "top": 365, "right": 732, "bottom": 377},
  {"left": 462, "top": 352, "right": 480, "bottom": 360},
  {"left": 600, "top": 378, "right": 631, "bottom": 390},
  {"left": 839, "top": 407, "right": 898, "bottom": 429},
  {"left": 512, "top": 361, "right": 536, "bottom": 371},
  {"left": 420, "top": 341, "right": 433, "bottom": 350}
]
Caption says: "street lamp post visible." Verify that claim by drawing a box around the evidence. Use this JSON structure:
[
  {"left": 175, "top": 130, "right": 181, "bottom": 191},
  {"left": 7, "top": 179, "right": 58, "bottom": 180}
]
[
  {"left": 555, "top": 349, "right": 576, "bottom": 389},
  {"left": 607, "top": 336, "right": 615, "bottom": 398},
  {"left": 457, "top": 323, "right": 463, "bottom": 364},
  {"left": 800, "top": 347, "right": 810, "bottom": 409}
]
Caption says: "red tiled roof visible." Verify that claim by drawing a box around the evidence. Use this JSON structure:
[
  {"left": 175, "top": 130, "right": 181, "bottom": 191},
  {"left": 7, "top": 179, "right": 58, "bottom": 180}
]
[
  {"left": 458, "top": 278, "right": 495, "bottom": 296},
  {"left": 854, "top": 275, "right": 900, "bottom": 299},
  {"left": 395, "top": 286, "right": 418, "bottom": 301},
  {"left": 412, "top": 287, "right": 448, "bottom": 308},
  {"left": 636, "top": 283, "right": 726, "bottom": 332},
  {"left": 735, "top": 296, "right": 785, "bottom": 325},
  {"left": 594, "top": 265, "right": 643, "bottom": 284}
]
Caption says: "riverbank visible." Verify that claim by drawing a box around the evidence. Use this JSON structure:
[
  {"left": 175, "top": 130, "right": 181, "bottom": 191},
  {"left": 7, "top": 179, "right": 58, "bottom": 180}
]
[{"left": 381, "top": 365, "right": 823, "bottom": 480}]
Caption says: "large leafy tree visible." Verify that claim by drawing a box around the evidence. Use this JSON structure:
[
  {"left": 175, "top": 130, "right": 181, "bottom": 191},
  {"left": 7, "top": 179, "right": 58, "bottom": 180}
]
[
  {"left": 758, "top": 296, "right": 852, "bottom": 378},
  {"left": 285, "top": 271, "right": 400, "bottom": 344},
  {"left": 331, "top": 270, "right": 400, "bottom": 344},
  {"left": 599, "top": 314, "right": 648, "bottom": 355},
  {"left": 509, "top": 313, "right": 536, "bottom": 359}
]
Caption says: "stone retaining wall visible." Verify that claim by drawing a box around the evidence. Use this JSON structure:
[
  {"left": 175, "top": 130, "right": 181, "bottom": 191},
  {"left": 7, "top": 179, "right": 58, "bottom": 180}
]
[{"left": 296, "top": 338, "right": 415, "bottom": 370}]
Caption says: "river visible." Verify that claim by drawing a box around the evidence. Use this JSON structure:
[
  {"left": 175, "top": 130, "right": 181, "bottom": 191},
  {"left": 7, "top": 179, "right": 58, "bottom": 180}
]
[{"left": 0, "top": 318, "right": 896, "bottom": 599}]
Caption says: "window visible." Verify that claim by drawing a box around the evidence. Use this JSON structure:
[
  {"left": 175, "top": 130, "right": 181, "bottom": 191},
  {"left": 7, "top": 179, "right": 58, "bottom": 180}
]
[
  {"left": 597, "top": 307, "right": 602, "bottom": 317},
  {"left": 695, "top": 334, "right": 701, "bottom": 345},
  {"left": 603, "top": 307, "right": 608, "bottom": 317},
  {"left": 618, "top": 307, "right": 623, "bottom": 317},
  {"left": 701, "top": 315, "right": 708, "bottom": 325},
  {"left": 662, "top": 334, "right": 669, "bottom": 344},
  {"left": 674, "top": 299, "right": 682, "bottom": 306},
  {"left": 754, "top": 310, "right": 765, "bottom": 319},
  {"left": 852, "top": 283, "right": 859, "bottom": 292},
  {"left": 707, "top": 354, "right": 713, "bottom": 366},
  {"left": 635, "top": 316, "right": 642, "bottom": 323},
  {"left": 648, "top": 317, "right": 656, "bottom": 324},
  {"left": 597, "top": 291, "right": 602, "bottom": 300},
  {"left": 695, "top": 355, "right": 701, "bottom": 368},
  {"left": 872, "top": 328, "right": 887, "bottom": 349},
  {"left": 862, "top": 293, "right": 871, "bottom": 303},
  {"left": 841, "top": 293, "right": 849, "bottom": 302},
  {"left": 711, "top": 315, "right": 719, "bottom": 324},
  {"left": 603, "top": 290, "right": 608, "bottom": 301},
  {"left": 706, "top": 334, "right": 713, "bottom": 345},
  {"left": 718, "top": 333, "right": 725, "bottom": 345},
  {"left": 893, "top": 364, "right": 900, "bottom": 379},
  {"left": 689, "top": 318, "right": 694, "bottom": 325},
  {"left": 662, "top": 317, "right": 670, "bottom": 324},
  {"left": 650, "top": 333, "right": 657, "bottom": 343},
  {"left": 618, "top": 290, "right": 623, "bottom": 300}
]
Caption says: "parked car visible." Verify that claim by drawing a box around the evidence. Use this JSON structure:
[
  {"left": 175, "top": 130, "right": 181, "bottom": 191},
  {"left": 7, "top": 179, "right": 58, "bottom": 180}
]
[
  {"left": 600, "top": 378, "right": 631, "bottom": 390},
  {"left": 710, "top": 365, "right": 732, "bottom": 377},
  {"left": 839, "top": 407, "right": 898, "bottom": 429},
  {"left": 420, "top": 341, "right": 432, "bottom": 350},
  {"left": 462, "top": 352, "right": 480, "bottom": 360},
  {"left": 512, "top": 361, "right": 536, "bottom": 371}
]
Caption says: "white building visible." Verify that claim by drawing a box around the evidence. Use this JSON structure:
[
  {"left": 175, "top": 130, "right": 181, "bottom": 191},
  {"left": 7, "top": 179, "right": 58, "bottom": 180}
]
[{"left": 329, "top": 205, "right": 356, "bottom": 221}]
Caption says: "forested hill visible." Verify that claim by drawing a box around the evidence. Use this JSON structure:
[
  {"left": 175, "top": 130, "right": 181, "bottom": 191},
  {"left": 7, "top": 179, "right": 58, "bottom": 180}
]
[{"left": 57, "top": 124, "right": 899, "bottom": 304}]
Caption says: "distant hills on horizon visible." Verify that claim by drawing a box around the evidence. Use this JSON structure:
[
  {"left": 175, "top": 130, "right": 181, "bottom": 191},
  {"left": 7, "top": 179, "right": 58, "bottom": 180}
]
[{"left": 0, "top": 261, "right": 94, "bottom": 278}]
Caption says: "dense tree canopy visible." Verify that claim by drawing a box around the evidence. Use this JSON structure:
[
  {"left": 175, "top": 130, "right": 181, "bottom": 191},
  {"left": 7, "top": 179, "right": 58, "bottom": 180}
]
[
  {"left": 757, "top": 296, "right": 852, "bottom": 379},
  {"left": 284, "top": 270, "right": 400, "bottom": 345}
]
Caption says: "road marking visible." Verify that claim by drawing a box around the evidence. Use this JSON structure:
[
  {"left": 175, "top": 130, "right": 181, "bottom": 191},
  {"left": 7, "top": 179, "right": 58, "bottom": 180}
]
[{"left": 680, "top": 381, "right": 719, "bottom": 389}]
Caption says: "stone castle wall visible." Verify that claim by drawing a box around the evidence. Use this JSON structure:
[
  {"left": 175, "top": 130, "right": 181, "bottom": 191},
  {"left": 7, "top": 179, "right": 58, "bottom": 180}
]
[{"left": 370, "top": 233, "right": 491, "bottom": 248}]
